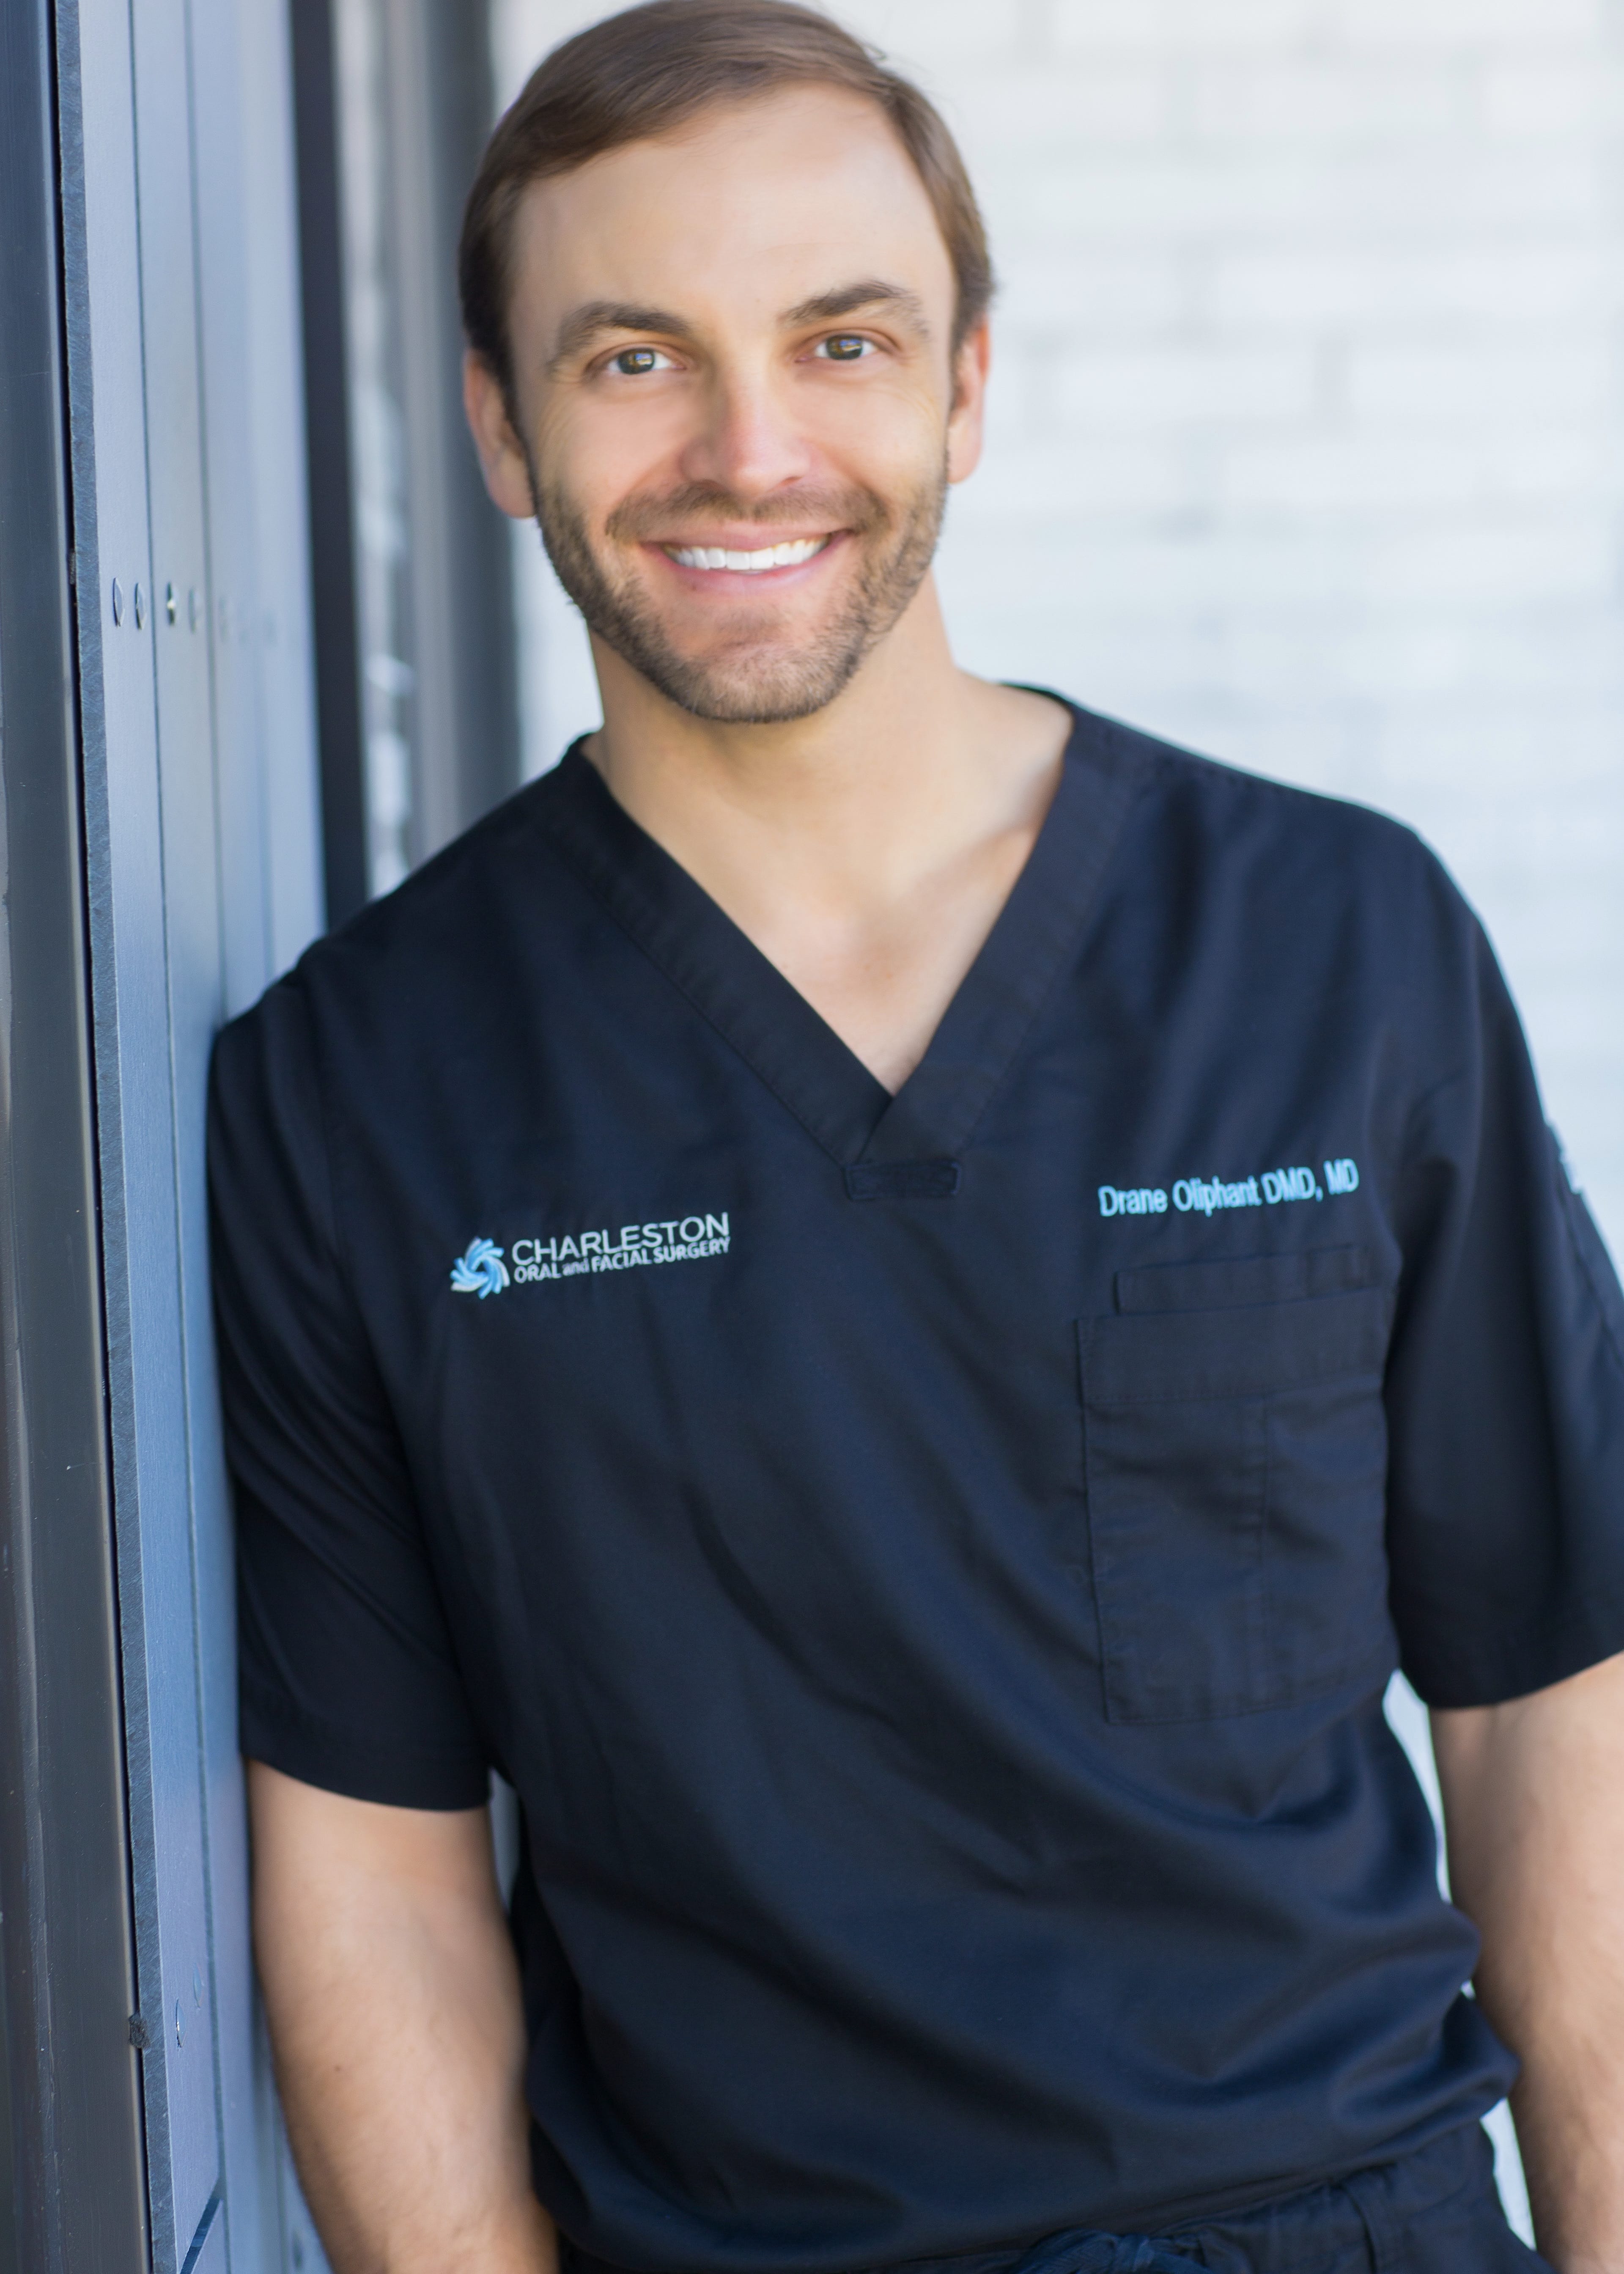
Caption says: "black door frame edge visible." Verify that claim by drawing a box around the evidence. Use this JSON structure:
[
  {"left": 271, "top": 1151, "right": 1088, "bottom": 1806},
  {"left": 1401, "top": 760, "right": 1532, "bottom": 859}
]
[
  {"left": 288, "top": 0, "right": 369, "bottom": 930},
  {"left": 0, "top": 2, "right": 150, "bottom": 2268}
]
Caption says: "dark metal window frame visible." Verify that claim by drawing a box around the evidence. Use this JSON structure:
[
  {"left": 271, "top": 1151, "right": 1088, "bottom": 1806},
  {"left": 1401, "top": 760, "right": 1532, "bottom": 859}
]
[
  {"left": 291, "top": 0, "right": 519, "bottom": 928},
  {"left": 290, "top": 0, "right": 371, "bottom": 929},
  {"left": 0, "top": 2, "right": 149, "bottom": 2267}
]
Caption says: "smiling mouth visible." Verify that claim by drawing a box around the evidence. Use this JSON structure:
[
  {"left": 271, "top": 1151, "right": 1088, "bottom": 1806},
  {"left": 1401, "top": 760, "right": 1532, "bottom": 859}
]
[{"left": 661, "top": 536, "right": 832, "bottom": 574}]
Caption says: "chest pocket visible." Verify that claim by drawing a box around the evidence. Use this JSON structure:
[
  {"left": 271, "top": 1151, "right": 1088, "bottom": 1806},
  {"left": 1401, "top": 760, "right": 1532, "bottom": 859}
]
[{"left": 1078, "top": 1247, "right": 1393, "bottom": 1725}]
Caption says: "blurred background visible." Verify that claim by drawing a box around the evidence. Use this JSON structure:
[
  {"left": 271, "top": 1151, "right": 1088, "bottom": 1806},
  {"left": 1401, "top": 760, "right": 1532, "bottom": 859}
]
[{"left": 489, "top": 0, "right": 1624, "bottom": 1266}]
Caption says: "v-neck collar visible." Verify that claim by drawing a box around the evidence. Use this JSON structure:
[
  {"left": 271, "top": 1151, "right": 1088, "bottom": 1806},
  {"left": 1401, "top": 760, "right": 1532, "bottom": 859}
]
[{"left": 534, "top": 698, "right": 1144, "bottom": 1170}]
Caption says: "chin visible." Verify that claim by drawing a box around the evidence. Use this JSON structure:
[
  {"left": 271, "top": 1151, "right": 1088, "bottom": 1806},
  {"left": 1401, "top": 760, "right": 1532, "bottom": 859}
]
[
  {"left": 631, "top": 634, "right": 872, "bottom": 725},
  {"left": 585, "top": 582, "right": 874, "bottom": 722}
]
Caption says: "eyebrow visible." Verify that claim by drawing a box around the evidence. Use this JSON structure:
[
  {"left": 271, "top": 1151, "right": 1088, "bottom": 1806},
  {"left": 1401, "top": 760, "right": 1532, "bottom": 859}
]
[
  {"left": 781, "top": 280, "right": 931, "bottom": 336},
  {"left": 549, "top": 302, "right": 687, "bottom": 372},
  {"left": 549, "top": 279, "right": 932, "bottom": 372}
]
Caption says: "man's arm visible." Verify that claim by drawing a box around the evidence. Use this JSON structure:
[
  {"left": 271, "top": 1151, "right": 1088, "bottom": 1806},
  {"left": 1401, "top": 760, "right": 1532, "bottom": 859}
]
[
  {"left": 249, "top": 1761, "right": 556, "bottom": 2274},
  {"left": 1432, "top": 1650, "right": 1624, "bottom": 2274}
]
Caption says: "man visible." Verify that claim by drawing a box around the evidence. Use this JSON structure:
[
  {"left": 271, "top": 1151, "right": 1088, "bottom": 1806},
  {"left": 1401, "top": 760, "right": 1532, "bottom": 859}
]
[{"left": 209, "top": 4, "right": 1624, "bottom": 2270}]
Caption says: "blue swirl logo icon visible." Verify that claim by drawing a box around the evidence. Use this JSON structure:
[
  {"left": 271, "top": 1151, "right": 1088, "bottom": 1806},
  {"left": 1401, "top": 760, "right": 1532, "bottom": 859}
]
[{"left": 450, "top": 1237, "right": 510, "bottom": 1299}]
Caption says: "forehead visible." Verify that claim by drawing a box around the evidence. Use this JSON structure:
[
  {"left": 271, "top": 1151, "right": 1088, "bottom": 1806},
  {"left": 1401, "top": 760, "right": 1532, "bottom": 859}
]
[{"left": 509, "top": 85, "right": 954, "bottom": 335}]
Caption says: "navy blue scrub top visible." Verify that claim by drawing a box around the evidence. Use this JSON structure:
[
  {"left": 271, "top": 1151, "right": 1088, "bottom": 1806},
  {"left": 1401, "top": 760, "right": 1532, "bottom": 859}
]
[{"left": 210, "top": 700, "right": 1624, "bottom": 2266}]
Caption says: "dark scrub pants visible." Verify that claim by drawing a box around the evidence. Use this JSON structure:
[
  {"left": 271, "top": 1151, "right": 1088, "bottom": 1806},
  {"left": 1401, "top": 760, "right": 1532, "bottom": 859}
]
[{"left": 208, "top": 699, "right": 1624, "bottom": 2272}]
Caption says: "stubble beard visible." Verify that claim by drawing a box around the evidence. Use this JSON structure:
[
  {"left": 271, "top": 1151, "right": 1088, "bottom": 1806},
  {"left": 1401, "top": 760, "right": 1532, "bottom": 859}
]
[{"left": 525, "top": 450, "right": 948, "bottom": 725}]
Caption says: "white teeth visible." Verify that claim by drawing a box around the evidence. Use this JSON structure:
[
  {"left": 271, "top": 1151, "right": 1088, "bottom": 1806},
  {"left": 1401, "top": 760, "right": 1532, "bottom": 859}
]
[{"left": 666, "top": 537, "right": 829, "bottom": 572}]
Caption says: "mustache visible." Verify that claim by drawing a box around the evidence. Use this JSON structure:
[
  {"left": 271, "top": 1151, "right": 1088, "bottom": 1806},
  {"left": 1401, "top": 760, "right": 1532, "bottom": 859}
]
[{"left": 602, "top": 483, "right": 892, "bottom": 544}]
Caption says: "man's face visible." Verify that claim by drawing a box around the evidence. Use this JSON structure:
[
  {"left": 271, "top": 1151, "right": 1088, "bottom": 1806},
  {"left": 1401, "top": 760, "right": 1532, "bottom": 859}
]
[{"left": 472, "top": 86, "right": 986, "bottom": 724}]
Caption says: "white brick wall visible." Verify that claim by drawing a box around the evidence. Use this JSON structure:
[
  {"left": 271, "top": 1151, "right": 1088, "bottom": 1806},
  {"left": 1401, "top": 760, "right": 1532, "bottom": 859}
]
[{"left": 493, "top": 0, "right": 1624, "bottom": 1265}]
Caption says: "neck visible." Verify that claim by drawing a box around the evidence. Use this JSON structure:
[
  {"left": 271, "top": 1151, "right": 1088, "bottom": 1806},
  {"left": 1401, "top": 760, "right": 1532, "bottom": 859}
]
[
  {"left": 584, "top": 579, "right": 1058, "bottom": 906},
  {"left": 578, "top": 577, "right": 1072, "bottom": 1093}
]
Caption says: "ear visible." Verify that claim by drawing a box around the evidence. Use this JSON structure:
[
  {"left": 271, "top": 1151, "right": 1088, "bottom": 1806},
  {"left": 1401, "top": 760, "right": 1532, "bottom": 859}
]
[
  {"left": 945, "top": 317, "right": 991, "bottom": 488},
  {"left": 463, "top": 352, "right": 539, "bottom": 520}
]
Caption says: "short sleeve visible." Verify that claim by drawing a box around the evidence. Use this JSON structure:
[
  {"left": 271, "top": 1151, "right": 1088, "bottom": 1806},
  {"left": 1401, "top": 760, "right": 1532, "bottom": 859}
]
[
  {"left": 208, "top": 975, "right": 490, "bottom": 1807},
  {"left": 1385, "top": 905, "right": 1624, "bottom": 1707}
]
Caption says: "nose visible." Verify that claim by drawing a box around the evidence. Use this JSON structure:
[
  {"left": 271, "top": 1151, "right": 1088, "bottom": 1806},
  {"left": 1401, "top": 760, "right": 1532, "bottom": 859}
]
[{"left": 676, "top": 363, "right": 815, "bottom": 503}]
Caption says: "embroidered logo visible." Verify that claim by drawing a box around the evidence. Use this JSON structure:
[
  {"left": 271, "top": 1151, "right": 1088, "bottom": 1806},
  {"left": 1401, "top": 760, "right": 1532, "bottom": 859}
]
[
  {"left": 510, "top": 1212, "right": 730, "bottom": 1284},
  {"left": 1097, "top": 1159, "right": 1361, "bottom": 1220},
  {"left": 450, "top": 1237, "right": 511, "bottom": 1299},
  {"left": 449, "top": 1214, "right": 731, "bottom": 1296}
]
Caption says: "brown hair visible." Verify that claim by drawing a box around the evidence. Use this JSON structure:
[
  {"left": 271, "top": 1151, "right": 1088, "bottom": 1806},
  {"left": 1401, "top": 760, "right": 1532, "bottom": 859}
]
[{"left": 458, "top": 0, "right": 994, "bottom": 411}]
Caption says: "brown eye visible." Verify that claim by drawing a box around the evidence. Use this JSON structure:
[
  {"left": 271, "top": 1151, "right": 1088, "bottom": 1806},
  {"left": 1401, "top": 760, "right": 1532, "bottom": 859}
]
[
  {"left": 611, "top": 347, "right": 669, "bottom": 376},
  {"left": 820, "top": 335, "right": 872, "bottom": 362}
]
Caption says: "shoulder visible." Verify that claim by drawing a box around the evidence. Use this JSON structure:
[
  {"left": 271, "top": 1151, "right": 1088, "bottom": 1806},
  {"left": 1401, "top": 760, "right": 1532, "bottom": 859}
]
[
  {"left": 1084, "top": 701, "right": 1431, "bottom": 874},
  {"left": 214, "top": 764, "right": 584, "bottom": 1088},
  {"left": 1072, "top": 700, "right": 1480, "bottom": 960},
  {"left": 303, "top": 765, "right": 573, "bottom": 997}
]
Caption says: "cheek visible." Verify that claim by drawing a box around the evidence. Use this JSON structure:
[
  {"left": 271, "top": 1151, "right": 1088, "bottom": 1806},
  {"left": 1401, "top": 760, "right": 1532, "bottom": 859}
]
[
  {"left": 535, "top": 391, "right": 694, "bottom": 511},
  {"left": 804, "top": 377, "right": 949, "bottom": 473}
]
